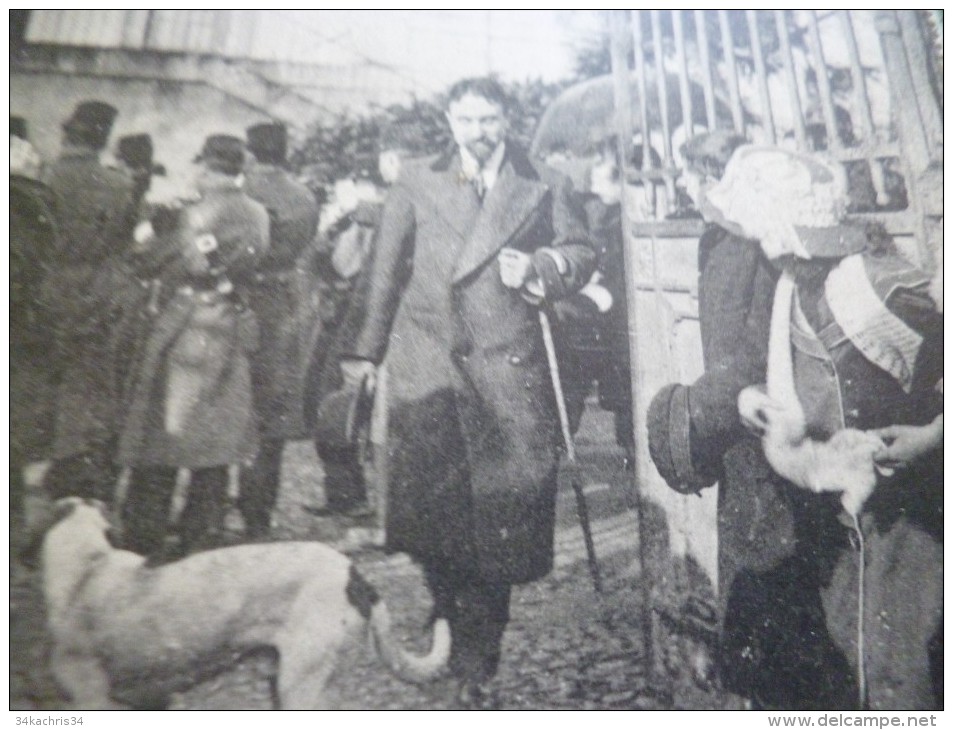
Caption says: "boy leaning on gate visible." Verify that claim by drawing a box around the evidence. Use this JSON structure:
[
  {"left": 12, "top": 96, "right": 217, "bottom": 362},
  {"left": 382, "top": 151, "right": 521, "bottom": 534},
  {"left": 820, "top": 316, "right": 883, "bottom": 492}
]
[{"left": 701, "top": 145, "right": 942, "bottom": 711}]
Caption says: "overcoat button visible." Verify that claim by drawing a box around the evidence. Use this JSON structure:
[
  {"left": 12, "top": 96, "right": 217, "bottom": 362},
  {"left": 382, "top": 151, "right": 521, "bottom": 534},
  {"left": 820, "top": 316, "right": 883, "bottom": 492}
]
[{"left": 508, "top": 354, "right": 522, "bottom": 365}]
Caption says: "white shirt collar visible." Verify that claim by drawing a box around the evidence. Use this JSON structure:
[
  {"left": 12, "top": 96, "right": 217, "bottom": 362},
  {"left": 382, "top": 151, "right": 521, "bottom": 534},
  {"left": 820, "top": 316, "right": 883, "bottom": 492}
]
[{"left": 459, "top": 141, "right": 506, "bottom": 192}]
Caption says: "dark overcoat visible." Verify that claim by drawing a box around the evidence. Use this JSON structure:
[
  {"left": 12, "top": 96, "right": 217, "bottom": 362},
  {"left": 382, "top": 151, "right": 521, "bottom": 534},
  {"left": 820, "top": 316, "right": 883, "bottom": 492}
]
[
  {"left": 117, "top": 184, "right": 269, "bottom": 468},
  {"left": 347, "top": 144, "right": 594, "bottom": 584},
  {"left": 40, "top": 151, "right": 136, "bottom": 459},
  {"left": 243, "top": 164, "right": 320, "bottom": 440},
  {"left": 11, "top": 175, "right": 60, "bottom": 462}
]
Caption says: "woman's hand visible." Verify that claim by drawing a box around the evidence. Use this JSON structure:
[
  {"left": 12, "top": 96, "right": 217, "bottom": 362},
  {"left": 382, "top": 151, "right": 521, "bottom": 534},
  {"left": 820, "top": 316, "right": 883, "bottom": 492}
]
[
  {"left": 872, "top": 416, "right": 943, "bottom": 470},
  {"left": 737, "top": 385, "right": 785, "bottom": 437}
]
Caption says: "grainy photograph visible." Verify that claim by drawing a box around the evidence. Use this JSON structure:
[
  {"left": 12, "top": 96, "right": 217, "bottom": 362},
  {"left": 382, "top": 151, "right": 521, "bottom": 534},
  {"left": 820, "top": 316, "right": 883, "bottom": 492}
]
[{"left": 9, "top": 9, "right": 943, "bottom": 713}]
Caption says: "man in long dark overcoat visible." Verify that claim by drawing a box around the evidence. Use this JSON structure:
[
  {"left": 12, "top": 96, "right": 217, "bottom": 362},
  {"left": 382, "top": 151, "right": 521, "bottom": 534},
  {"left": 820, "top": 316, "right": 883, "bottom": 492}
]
[
  {"left": 239, "top": 121, "right": 320, "bottom": 538},
  {"left": 339, "top": 77, "right": 595, "bottom": 707},
  {"left": 39, "top": 100, "right": 137, "bottom": 502},
  {"left": 117, "top": 135, "right": 269, "bottom": 557}
]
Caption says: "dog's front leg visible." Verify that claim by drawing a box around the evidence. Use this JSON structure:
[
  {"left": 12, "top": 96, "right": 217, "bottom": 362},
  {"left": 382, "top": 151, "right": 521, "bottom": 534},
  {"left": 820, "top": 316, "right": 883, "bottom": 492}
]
[{"left": 51, "top": 647, "right": 123, "bottom": 710}]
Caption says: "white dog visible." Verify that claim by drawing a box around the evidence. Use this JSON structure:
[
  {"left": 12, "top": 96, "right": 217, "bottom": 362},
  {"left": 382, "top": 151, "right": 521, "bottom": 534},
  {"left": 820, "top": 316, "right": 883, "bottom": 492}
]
[{"left": 39, "top": 498, "right": 450, "bottom": 710}]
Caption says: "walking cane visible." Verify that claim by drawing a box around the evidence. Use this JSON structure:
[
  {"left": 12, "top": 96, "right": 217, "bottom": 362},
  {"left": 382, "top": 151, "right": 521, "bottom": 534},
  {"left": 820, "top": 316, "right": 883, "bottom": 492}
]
[{"left": 538, "top": 308, "right": 603, "bottom": 593}]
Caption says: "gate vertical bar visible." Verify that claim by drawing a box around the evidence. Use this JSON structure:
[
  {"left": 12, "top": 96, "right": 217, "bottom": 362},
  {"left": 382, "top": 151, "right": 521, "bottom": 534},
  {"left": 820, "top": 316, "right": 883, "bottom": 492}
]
[
  {"left": 609, "top": 8, "right": 660, "bottom": 702},
  {"left": 841, "top": 10, "right": 889, "bottom": 204},
  {"left": 651, "top": 10, "right": 675, "bottom": 214},
  {"left": 717, "top": 10, "right": 745, "bottom": 134},
  {"left": 672, "top": 10, "right": 695, "bottom": 141},
  {"left": 807, "top": 10, "right": 842, "bottom": 150},
  {"left": 745, "top": 9, "right": 777, "bottom": 144},
  {"left": 774, "top": 9, "right": 808, "bottom": 149},
  {"left": 694, "top": 10, "right": 717, "bottom": 130},
  {"left": 840, "top": 10, "right": 878, "bottom": 142},
  {"left": 632, "top": 11, "right": 657, "bottom": 212}
]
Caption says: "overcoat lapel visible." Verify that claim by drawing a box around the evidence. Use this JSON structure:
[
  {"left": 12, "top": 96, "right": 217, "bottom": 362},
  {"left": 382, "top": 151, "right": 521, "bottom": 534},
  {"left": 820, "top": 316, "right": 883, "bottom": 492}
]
[
  {"left": 452, "top": 158, "right": 549, "bottom": 284},
  {"left": 419, "top": 154, "right": 481, "bottom": 246}
]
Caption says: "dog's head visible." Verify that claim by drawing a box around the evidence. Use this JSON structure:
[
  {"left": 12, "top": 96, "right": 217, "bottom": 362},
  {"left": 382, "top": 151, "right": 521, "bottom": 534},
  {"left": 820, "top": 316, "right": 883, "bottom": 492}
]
[{"left": 20, "top": 497, "right": 117, "bottom": 569}]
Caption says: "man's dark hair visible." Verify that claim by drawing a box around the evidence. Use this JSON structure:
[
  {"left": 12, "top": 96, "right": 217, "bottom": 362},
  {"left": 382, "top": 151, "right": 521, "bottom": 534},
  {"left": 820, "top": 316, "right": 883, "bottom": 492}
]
[{"left": 446, "top": 77, "right": 510, "bottom": 111}]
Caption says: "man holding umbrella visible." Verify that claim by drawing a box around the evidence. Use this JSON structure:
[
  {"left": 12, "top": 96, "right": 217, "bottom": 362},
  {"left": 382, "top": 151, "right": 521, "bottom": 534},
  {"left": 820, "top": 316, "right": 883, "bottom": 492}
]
[{"left": 337, "top": 77, "right": 594, "bottom": 708}]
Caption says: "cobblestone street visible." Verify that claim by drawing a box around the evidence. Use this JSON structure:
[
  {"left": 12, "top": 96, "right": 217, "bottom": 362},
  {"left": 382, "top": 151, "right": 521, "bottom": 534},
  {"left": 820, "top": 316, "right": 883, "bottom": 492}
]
[{"left": 11, "top": 403, "right": 738, "bottom": 711}]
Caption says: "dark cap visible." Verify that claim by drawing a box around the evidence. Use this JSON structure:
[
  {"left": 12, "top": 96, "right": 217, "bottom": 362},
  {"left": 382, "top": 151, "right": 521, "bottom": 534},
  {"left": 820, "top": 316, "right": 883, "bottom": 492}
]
[
  {"left": 10, "top": 116, "right": 27, "bottom": 141},
  {"left": 646, "top": 383, "right": 714, "bottom": 494},
  {"left": 117, "top": 133, "right": 154, "bottom": 170},
  {"left": 246, "top": 121, "right": 287, "bottom": 164},
  {"left": 194, "top": 134, "right": 245, "bottom": 176},
  {"left": 63, "top": 100, "right": 118, "bottom": 150}
]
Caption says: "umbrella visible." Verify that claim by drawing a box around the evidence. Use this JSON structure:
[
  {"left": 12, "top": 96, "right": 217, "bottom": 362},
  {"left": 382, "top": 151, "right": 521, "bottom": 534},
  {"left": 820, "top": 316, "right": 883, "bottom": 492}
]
[{"left": 531, "top": 73, "right": 734, "bottom": 158}]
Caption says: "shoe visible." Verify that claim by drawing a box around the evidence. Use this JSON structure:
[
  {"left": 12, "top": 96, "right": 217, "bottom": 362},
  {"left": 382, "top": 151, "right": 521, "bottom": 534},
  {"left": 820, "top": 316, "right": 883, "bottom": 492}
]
[{"left": 456, "top": 681, "right": 502, "bottom": 710}]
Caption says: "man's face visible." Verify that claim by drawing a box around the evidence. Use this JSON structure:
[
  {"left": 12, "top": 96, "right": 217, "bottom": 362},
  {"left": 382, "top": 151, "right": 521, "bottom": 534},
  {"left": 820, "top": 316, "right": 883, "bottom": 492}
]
[
  {"left": 589, "top": 156, "right": 620, "bottom": 205},
  {"left": 446, "top": 93, "right": 507, "bottom": 165}
]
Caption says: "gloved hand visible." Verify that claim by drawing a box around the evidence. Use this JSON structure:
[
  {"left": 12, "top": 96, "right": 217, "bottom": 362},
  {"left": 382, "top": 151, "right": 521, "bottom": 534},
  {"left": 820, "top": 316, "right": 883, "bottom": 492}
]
[
  {"left": 340, "top": 358, "right": 376, "bottom": 393},
  {"left": 498, "top": 248, "right": 534, "bottom": 289},
  {"left": 531, "top": 247, "right": 572, "bottom": 300}
]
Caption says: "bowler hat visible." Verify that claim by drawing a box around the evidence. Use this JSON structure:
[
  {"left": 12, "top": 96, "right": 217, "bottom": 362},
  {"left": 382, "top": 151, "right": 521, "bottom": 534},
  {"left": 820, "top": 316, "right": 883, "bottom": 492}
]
[
  {"left": 246, "top": 121, "right": 287, "bottom": 164},
  {"left": 10, "top": 116, "right": 27, "bottom": 141},
  {"left": 117, "top": 133, "right": 154, "bottom": 170},
  {"left": 63, "top": 100, "right": 117, "bottom": 150},
  {"left": 315, "top": 383, "right": 374, "bottom": 454},
  {"left": 194, "top": 134, "right": 245, "bottom": 176}
]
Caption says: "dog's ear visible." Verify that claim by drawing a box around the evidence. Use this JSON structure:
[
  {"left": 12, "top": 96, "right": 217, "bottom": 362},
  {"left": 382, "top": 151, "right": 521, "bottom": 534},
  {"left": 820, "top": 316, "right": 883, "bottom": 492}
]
[{"left": 53, "top": 497, "right": 84, "bottom": 522}]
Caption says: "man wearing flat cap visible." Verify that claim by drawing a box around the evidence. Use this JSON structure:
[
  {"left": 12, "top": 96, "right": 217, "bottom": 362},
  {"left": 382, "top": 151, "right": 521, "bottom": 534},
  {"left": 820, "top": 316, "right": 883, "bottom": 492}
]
[
  {"left": 117, "top": 134, "right": 270, "bottom": 557},
  {"left": 116, "top": 133, "right": 164, "bottom": 212},
  {"left": 238, "top": 120, "right": 320, "bottom": 539},
  {"left": 40, "top": 100, "right": 137, "bottom": 503}
]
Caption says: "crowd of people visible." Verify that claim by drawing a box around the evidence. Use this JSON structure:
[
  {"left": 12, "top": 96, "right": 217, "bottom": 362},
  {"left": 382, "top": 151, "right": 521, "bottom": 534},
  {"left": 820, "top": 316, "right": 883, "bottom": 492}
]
[{"left": 11, "top": 76, "right": 942, "bottom": 712}]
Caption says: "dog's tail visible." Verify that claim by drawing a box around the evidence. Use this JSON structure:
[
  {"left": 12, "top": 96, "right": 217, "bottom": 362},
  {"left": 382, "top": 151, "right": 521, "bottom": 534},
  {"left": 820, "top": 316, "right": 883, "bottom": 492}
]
[
  {"left": 347, "top": 564, "right": 450, "bottom": 684},
  {"left": 369, "top": 602, "right": 451, "bottom": 684}
]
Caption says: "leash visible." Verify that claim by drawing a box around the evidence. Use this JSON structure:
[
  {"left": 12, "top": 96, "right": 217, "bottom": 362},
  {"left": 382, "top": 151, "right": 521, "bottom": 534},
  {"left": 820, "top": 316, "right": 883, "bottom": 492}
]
[
  {"left": 851, "top": 512, "right": 867, "bottom": 709},
  {"left": 538, "top": 307, "right": 602, "bottom": 593}
]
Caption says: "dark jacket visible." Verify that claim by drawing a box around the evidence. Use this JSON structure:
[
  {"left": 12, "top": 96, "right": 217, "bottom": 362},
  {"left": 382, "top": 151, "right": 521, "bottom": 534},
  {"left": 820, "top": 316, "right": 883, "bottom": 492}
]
[
  {"left": 117, "top": 183, "right": 269, "bottom": 468},
  {"left": 348, "top": 144, "right": 594, "bottom": 584},
  {"left": 11, "top": 175, "right": 60, "bottom": 461},
  {"left": 40, "top": 150, "right": 137, "bottom": 459},
  {"left": 243, "top": 164, "right": 320, "bottom": 440},
  {"left": 789, "top": 250, "right": 942, "bottom": 710}
]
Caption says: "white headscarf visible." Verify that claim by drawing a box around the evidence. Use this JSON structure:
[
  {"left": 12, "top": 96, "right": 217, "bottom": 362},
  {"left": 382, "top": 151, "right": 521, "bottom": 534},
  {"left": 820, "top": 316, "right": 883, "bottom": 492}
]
[{"left": 701, "top": 145, "right": 849, "bottom": 260}]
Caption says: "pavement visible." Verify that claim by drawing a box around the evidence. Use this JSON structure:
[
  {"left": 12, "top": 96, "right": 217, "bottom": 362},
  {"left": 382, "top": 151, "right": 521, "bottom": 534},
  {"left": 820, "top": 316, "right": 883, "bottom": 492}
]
[{"left": 10, "top": 400, "right": 741, "bottom": 711}]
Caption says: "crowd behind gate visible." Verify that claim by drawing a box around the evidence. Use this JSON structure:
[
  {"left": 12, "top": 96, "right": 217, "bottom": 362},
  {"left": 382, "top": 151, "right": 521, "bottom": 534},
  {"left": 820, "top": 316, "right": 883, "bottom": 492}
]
[{"left": 10, "top": 78, "right": 942, "bottom": 711}]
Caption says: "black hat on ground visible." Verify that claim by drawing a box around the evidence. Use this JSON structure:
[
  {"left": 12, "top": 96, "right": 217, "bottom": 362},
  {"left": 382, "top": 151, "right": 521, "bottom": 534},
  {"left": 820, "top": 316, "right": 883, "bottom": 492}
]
[
  {"left": 194, "top": 134, "right": 245, "bottom": 176},
  {"left": 10, "top": 116, "right": 27, "bottom": 140},
  {"left": 315, "top": 383, "right": 374, "bottom": 455},
  {"left": 63, "top": 100, "right": 118, "bottom": 150},
  {"left": 246, "top": 121, "right": 287, "bottom": 164}
]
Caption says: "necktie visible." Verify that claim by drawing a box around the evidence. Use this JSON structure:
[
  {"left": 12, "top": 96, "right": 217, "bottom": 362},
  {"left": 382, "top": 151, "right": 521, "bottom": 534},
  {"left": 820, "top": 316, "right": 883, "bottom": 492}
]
[{"left": 472, "top": 174, "right": 486, "bottom": 202}]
